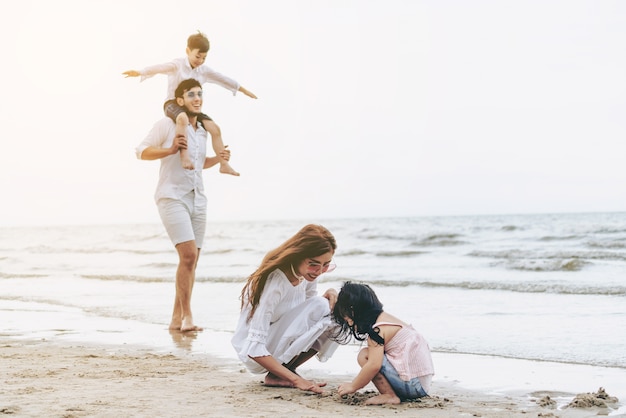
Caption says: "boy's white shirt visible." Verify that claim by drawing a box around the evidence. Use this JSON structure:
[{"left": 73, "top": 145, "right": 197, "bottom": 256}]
[{"left": 140, "top": 57, "right": 240, "bottom": 101}]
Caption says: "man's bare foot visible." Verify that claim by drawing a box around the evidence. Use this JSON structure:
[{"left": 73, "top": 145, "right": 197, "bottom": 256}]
[
  {"left": 219, "top": 162, "right": 240, "bottom": 176},
  {"left": 264, "top": 373, "right": 294, "bottom": 388},
  {"left": 180, "top": 317, "right": 203, "bottom": 332},
  {"left": 364, "top": 394, "right": 401, "bottom": 405}
]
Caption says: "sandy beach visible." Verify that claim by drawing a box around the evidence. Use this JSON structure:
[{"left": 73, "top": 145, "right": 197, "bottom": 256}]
[
  {"left": 1, "top": 336, "right": 622, "bottom": 418},
  {"left": 2, "top": 216, "right": 625, "bottom": 417}
]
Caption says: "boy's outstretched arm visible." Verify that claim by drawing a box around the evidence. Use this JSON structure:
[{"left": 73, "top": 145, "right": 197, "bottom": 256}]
[
  {"left": 123, "top": 63, "right": 177, "bottom": 81},
  {"left": 238, "top": 86, "right": 258, "bottom": 99}
]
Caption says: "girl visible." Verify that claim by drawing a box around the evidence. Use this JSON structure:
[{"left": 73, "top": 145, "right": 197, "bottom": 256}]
[
  {"left": 332, "top": 282, "right": 434, "bottom": 405},
  {"left": 231, "top": 224, "right": 339, "bottom": 394}
]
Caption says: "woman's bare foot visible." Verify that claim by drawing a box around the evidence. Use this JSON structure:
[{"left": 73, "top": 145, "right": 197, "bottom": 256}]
[
  {"left": 364, "top": 394, "right": 401, "bottom": 405},
  {"left": 264, "top": 373, "right": 295, "bottom": 388},
  {"left": 219, "top": 161, "right": 240, "bottom": 176}
]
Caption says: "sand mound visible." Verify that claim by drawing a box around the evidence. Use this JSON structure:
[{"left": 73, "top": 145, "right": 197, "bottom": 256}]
[{"left": 566, "top": 387, "right": 619, "bottom": 409}]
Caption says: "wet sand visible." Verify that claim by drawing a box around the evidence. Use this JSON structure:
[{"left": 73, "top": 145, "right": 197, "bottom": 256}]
[{"left": 1, "top": 336, "right": 622, "bottom": 418}]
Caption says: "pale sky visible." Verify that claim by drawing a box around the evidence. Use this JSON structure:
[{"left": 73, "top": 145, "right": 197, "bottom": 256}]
[{"left": 1, "top": 0, "right": 624, "bottom": 227}]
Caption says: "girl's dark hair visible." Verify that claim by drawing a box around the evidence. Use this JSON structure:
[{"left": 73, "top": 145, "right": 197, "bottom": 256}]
[{"left": 332, "top": 282, "right": 384, "bottom": 345}]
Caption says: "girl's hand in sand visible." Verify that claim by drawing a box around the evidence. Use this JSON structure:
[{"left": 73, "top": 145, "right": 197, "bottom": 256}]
[{"left": 337, "top": 382, "right": 357, "bottom": 396}]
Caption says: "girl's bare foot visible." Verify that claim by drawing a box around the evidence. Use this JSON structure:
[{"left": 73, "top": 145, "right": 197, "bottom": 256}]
[
  {"left": 264, "top": 373, "right": 294, "bottom": 388},
  {"left": 364, "top": 394, "right": 401, "bottom": 405},
  {"left": 219, "top": 161, "right": 240, "bottom": 176}
]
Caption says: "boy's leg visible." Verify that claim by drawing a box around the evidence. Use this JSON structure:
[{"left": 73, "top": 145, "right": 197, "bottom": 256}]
[
  {"left": 202, "top": 119, "right": 240, "bottom": 176},
  {"left": 164, "top": 100, "right": 194, "bottom": 170},
  {"left": 176, "top": 113, "right": 194, "bottom": 170}
]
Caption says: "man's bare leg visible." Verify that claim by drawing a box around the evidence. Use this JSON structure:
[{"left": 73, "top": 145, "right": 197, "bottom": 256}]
[
  {"left": 168, "top": 240, "right": 202, "bottom": 331},
  {"left": 203, "top": 120, "right": 240, "bottom": 176},
  {"left": 176, "top": 113, "right": 194, "bottom": 170}
]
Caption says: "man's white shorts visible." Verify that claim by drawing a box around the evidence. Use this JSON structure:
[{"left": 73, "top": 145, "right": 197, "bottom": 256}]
[{"left": 157, "top": 190, "right": 207, "bottom": 248}]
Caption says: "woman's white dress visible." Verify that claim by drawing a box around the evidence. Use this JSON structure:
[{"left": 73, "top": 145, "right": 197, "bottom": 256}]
[{"left": 231, "top": 269, "right": 338, "bottom": 374}]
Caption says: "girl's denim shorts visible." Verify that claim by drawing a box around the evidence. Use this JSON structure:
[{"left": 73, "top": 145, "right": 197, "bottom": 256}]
[{"left": 379, "top": 355, "right": 429, "bottom": 400}]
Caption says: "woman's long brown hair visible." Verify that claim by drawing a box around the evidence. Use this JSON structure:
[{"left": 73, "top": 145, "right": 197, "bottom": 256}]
[{"left": 240, "top": 224, "right": 337, "bottom": 321}]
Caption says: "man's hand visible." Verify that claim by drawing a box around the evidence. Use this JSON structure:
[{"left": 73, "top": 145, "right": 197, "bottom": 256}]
[
  {"left": 171, "top": 134, "right": 187, "bottom": 154},
  {"left": 122, "top": 70, "right": 140, "bottom": 78},
  {"left": 220, "top": 145, "right": 231, "bottom": 161}
]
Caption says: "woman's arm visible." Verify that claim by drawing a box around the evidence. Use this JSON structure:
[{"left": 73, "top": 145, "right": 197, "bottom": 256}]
[{"left": 251, "top": 355, "right": 326, "bottom": 394}]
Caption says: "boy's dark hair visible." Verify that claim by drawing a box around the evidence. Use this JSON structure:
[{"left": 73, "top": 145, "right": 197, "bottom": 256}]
[
  {"left": 332, "top": 281, "right": 385, "bottom": 345},
  {"left": 175, "top": 79, "right": 202, "bottom": 99},
  {"left": 188, "top": 31, "right": 210, "bottom": 53}
]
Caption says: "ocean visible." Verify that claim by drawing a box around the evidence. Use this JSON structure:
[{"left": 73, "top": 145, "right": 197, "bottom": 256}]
[{"left": 1, "top": 212, "right": 625, "bottom": 409}]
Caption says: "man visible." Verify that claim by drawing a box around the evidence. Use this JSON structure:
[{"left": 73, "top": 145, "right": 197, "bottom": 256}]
[{"left": 135, "top": 78, "right": 229, "bottom": 332}]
